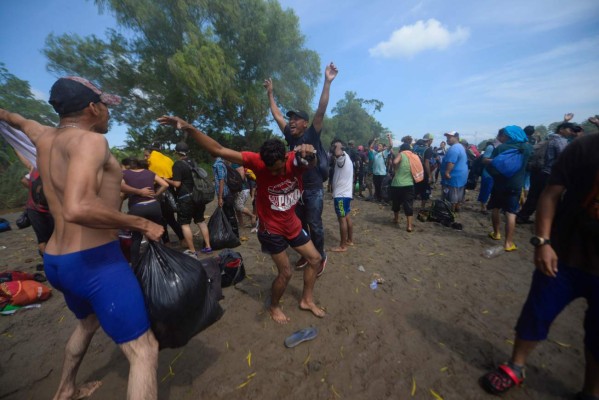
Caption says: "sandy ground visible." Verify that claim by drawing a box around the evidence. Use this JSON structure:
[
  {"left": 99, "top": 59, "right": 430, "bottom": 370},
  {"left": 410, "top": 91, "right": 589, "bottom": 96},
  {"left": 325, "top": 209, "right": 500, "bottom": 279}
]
[{"left": 0, "top": 185, "right": 587, "bottom": 400}]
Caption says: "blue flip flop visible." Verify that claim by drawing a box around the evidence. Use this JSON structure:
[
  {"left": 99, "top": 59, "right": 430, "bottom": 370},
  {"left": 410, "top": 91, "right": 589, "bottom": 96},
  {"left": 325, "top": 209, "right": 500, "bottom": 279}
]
[{"left": 284, "top": 327, "right": 318, "bottom": 348}]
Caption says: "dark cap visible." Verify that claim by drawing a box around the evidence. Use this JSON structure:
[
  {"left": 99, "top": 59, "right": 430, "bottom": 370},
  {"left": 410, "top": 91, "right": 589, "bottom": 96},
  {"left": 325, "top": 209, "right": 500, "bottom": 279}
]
[
  {"left": 286, "top": 109, "right": 309, "bottom": 121},
  {"left": 49, "top": 77, "right": 121, "bottom": 115},
  {"left": 175, "top": 142, "right": 189, "bottom": 154}
]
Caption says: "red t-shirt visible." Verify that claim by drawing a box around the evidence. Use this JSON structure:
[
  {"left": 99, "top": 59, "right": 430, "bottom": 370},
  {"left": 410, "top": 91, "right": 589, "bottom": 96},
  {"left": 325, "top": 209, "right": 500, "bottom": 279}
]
[{"left": 241, "top": 151, "right": 304, "bottom": 239}]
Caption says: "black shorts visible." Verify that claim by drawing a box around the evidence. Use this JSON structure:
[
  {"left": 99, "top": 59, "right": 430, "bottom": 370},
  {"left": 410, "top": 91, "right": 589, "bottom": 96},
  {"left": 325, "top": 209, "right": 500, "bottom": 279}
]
[
  {"left": 27, "top": 208, "right": 54, "bottom": 244},
  {"left": 258, "top": 229, "right": 310, "bottom": 255},
  {"left": 177, "top": 196, "right": 206, "bottom": 225}
]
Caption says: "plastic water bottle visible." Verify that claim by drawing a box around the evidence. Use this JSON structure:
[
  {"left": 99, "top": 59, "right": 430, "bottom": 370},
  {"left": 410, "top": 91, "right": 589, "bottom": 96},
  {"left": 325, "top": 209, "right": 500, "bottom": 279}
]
[
  {"left": 482, "top": 245, "right": 504, "bottom": 259},
  {"left": 370, "top": 280, "right": 378, "bottom": 290}
]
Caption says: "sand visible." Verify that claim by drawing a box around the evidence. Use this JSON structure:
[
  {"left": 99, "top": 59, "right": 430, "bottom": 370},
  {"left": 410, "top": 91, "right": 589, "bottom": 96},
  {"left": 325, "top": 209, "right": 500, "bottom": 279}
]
[{"left": 0, "top": 186, "right": 586, "bottom": 399}]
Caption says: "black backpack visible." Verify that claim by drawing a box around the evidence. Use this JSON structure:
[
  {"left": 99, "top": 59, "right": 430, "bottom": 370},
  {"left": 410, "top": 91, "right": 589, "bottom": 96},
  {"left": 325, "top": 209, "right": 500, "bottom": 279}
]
[
  {"left": 224, "top": 164, "right": 243, "bottom": 193},
  {"left": 31, "top": 174, "right": 48, "bottom": 207},
  {"left": 428, "top": 199, "right": 455, "bottom": 226},
  {"left": 217, "top": 249, "right": 246, "bottom": 287},
  {"left": 185, "top": 160, "right": 214, "bottom": 205}
]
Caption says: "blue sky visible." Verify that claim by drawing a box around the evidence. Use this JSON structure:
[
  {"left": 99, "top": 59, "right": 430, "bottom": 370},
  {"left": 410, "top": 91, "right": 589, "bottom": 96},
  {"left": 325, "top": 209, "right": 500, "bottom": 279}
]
[{"left": 2, "top": 0, "right": 599, "bottom": 147}]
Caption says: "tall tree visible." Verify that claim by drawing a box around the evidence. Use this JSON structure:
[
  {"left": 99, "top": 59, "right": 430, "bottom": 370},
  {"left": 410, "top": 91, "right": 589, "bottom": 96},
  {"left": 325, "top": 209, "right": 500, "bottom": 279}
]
[
  {"left": 322, "top": 91, "right": 386, "bottom": 147},
  {"left": 43, "top": 0, "right": 320, "bottom": 152}
]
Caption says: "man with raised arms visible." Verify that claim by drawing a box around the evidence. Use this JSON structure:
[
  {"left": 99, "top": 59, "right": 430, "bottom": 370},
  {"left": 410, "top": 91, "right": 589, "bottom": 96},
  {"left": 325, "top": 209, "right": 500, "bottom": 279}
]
[
  {"left": 157, "top": 115, "right": 325, "bottom": 324},
  {"left": 0, "top": 77, "right": 163, "bottom": 400}
]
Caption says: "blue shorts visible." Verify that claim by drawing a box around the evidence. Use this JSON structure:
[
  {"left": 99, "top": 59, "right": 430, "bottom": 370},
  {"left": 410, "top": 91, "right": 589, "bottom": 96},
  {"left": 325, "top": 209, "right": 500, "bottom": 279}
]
[
  {"left": 515, "top": 264, "right": 599, "bottom": 360},
  {"left": 333, "top": 197, "right": 352, "bottom": 217},
  {"left": 44, "top": 241, "right": 150, "bottom": 344},
  {"left": 487, "top": 188, "right": 520, "bottom": 214},
  {"left": 258, "top": 229, "right": 311, "bottom": 255}
]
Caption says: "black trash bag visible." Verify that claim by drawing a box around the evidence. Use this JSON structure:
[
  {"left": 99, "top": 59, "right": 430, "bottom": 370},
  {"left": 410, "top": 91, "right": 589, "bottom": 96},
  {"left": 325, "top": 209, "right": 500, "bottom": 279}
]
[
  {"left": 16, "top": 211, "right": 31, "bottom": 229},
  {"left": 134, "top": 241, "right": 224, "bottom": 349},
  {"left": 208, "top": 207, "right": 240, "bottom": 250},
  {"left": 217, "top": 249, "right": 246, "bottom": 287}
]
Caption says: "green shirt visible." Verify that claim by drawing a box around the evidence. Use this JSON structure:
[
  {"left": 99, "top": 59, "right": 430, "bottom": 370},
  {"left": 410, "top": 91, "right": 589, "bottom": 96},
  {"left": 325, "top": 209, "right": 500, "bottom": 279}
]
[{"left": 391, "top": 153, "right": 414, "bottom": 187}]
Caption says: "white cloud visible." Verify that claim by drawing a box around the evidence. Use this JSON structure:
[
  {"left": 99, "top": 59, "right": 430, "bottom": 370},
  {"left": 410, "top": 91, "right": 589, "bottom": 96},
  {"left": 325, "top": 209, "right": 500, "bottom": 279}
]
[
  {"left": 369, "top": 19, "right": 470, "bottom": 59},
  {"left": 31, "top": 88, "right": 47, "bottom": 101}
]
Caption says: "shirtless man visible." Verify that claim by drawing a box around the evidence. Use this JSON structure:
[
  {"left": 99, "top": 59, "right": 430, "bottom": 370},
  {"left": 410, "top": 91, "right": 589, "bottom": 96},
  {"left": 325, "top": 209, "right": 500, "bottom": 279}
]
[
  {"left": 158, "top": 115, "right": 325, "bottom": 324},
  {"left": 0, "top": 76, "right": 163, "bottom": 400}
]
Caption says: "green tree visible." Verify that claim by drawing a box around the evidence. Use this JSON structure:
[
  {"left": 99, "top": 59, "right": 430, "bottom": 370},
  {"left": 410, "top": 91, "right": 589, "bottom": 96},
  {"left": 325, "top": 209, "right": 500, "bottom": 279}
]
[
  {"left": 0, "top": 65, "right": 59, "bottom": 209},
  {"left": 323, "top": 91, "right": 386, "bottom": 147},
  {"left": 43, "top": 0, "right": 320, "bottom": 151}
]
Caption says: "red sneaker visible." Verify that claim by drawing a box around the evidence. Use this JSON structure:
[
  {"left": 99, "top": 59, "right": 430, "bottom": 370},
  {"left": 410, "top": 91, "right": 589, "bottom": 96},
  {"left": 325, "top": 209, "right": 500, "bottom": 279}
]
[
  {"left": 295, "top": 257, "right": 308, "bottom": 270},
  {"left": 317, "top": 255, "right": 327, "bottom": 277}
]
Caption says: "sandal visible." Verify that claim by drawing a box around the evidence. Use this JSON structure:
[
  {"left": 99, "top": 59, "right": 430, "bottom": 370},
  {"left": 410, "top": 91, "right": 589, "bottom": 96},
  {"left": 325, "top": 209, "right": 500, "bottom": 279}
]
[
  {"left": 200, "top": 247, "right": 212, "bottom": 254},
  {"left": 488, "top": 232, "right": 501, "bottom": 240},
  {"left": 480, "top": 364, "right": 524, "bottom": 395},
  {"left": 505, "top": 244, "right": 518, "bottom": 252}
]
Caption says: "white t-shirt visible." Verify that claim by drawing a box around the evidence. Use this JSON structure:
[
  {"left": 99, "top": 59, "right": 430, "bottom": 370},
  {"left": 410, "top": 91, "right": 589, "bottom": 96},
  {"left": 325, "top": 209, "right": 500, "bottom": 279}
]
[{"left": 332, "top": 151, "right": 354, "bottom": 198}]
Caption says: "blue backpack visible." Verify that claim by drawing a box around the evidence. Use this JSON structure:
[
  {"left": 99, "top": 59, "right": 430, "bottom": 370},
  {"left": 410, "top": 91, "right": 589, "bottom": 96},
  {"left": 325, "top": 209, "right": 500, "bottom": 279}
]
[{"left": 490, "top": 148, "right": 524, "bottom": 178}]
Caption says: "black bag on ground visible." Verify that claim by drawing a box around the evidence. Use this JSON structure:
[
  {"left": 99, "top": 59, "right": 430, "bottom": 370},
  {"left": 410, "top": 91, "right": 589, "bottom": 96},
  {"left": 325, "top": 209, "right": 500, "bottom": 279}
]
[
  {"left": 217, "top": 249, "right": 246, "bottom": 287},
  {"left": 428, "top": 199, "right": 455, "bottom": 226},
  {"left": 208, "top": 207, "right": 240, "bottom": 250},
  {"left": 134, "top": 241, "right": 224, "bottom": 349},
  {"left": 16, "top": 211, "right": 31, "bottom": 229}
]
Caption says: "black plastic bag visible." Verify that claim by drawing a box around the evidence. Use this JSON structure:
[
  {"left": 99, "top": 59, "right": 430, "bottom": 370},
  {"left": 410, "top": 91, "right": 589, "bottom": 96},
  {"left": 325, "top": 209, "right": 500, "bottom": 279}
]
[
  {"left": 208, "top": 207, "right": 240, "bottom": 250},
  {"left": 134, "top": 241, "right": 224, "bottom": 349},
  {"left": 16, "top": 211, "right": 31, "bottom": 229},
  {"left": 161, "top": 189, "right": 178, "bottom": 212}
]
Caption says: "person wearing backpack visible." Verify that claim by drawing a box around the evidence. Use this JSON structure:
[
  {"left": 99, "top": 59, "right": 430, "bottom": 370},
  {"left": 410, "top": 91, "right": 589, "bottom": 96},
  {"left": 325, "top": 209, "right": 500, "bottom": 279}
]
[
  {"left": 166, "top": 142, "right": 212, "bottom": 256},
  {"left": 484, "top": 126, "right": 533, "bottom": 251},
  {"left": 20, "top": 166, "right": 55, "bottom": 258},
  {"left": 517, "top": 122, "right": 578, "bottom": 224},
  {"left": 263, "top": 62, "right": 338, "bottom": 273},
  {"left": 213, "top": 157, "right": 240, "bottom": 239},
  {"left": 413, "top": 134, "right": 435, "bottom": 210}
]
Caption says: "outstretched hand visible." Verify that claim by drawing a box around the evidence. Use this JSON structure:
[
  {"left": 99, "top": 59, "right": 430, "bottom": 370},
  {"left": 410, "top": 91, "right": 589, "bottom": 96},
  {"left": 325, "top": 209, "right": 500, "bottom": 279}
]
[
  {"left": 263, "top": 78, "right": 273, "bottom": 94},
  {"left": 563, "top": 113, "right": 574, "bottom": 122},
  {"left": 325, "top": 62, "right": 338, "bottom": 83},
  {"left": 588, "top": 116, "right": 599, "bottom": 126},
  {"left": 156, "top": 115, "right": 189, "bottom": 130}
]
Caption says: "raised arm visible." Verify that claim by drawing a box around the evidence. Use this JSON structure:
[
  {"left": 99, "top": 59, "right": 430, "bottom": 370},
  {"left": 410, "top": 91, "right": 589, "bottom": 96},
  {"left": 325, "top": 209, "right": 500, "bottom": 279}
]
[
  {"left": 312, "top": 62, "right": 338, "bottom": 133},
  {"left": 157, "top": 116, "right": 243, "bottom": 165},
  {"left": 263, "top": 78, "right": 287, "bottom": 133},
  {"left": 0, "top": 109, "right": 46, "bottom": 145}
]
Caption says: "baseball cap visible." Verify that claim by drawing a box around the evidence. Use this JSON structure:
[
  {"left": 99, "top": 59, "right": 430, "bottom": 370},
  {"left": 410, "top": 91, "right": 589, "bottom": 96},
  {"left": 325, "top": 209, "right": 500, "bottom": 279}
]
[
  {"left": 49, "top": 76, "right": 121, "bottom": 115},
  {"left": 444, "top": 131, "right": 459, "bottom": 139},
  {"left": 175, "top": 142, "right": 189, "bottom": 155},
  {"left": 423, "top": 133, "right": 434, "bottom": 140},
  {"left": 286, "top": 109, "right": 309, "bottom": 121}
]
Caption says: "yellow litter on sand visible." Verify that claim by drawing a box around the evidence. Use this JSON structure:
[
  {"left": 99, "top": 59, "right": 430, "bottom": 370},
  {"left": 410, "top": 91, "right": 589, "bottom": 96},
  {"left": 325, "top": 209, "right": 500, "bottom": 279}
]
[
  {"left": 304, "top": 353, "right": 311, "bottom": 366},
  {"left": 505, "top": 339, "right": 515, "bottom": 345},
  {"left": 374, "top": 308, "right": 383, "bottom": 315},
  {"left": 411, "top": 377, "right": 416, "bottom": 396},
  {"left": 246, "top": 350, "right": 252, "bottom": 367},
  {"left": 553, "top": 340, "right": 571, "bottom": 348},
  {"left": 430, "top": 388, "right": 443, "bottom": 399},
  {"left": 236, "top": 372, "right": 257, "bottom": 389},
  {"left": 440, "top": 367, "right": 448, "bottom": 372},
  {"left": 482, "top": 310, "right": 489, "bottom": 314},
  {"left": 331, "top": 385, "right": 341, "bottom": 398}
]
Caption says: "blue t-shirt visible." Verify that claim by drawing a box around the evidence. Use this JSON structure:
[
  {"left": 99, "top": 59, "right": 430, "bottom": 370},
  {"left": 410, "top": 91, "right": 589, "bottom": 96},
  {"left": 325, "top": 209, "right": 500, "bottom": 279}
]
[
  {"left": 481, "top": 144, "right": 495, "bottom": 179},
  {"left": 284, "top": 124, "right": 328, "bottom": 190},
  {"left": 212, "top": 158, "right": 230, "bottom": 197},
  {"left": 372, "top": 149, "right": 390, "bottom": 176},
  {"left": 440, "top": 143, "right": 468, "bottom": 188}
]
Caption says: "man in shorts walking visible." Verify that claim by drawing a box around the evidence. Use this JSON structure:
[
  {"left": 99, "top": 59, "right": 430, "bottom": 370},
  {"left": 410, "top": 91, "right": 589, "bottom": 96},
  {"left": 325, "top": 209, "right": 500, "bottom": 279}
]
[
  {"left": 158, "top": 115, "right": 325, "bottom": 324},
  {"left": 480, "top": 126, "right": 599, "bottom": 399},
  {"left": 0, "top": 76, "right": 164, "bottom": 400}
]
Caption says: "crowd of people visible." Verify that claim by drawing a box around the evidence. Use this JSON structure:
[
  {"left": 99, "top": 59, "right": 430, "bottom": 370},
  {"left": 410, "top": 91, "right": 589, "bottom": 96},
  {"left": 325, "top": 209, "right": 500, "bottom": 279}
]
[{"left": 0, "top": 66, "right": 597, "bottom": 400}]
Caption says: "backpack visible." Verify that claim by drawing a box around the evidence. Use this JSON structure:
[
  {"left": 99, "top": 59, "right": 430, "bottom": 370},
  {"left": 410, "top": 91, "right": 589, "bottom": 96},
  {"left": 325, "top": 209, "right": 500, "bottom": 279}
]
[
  {"left": 489, "top": 148, "right": 524, "bottom": 178},
  {"left": 0, "top": 218, "right": 10, "bottom": 233},
  {"left": 30, "top": 173, "right": 48, "bottom": 207},
  {"left": 412, "top": 144, "right": 427, "bottom": 163},
  {"left": 217, "top": 249, "right": 246, "bottom": 287},
  {"left": 428, "top": 199, "right": 455, "bottom": 226},
  {"left": 185, "top": 160, "right": 214, "bottom": 205},
  {"left": 527, "top": 140, "right": 550, "bottom": 171},
  {"left": 225, "top": 164, "right": 243, "bottom": 193}
]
